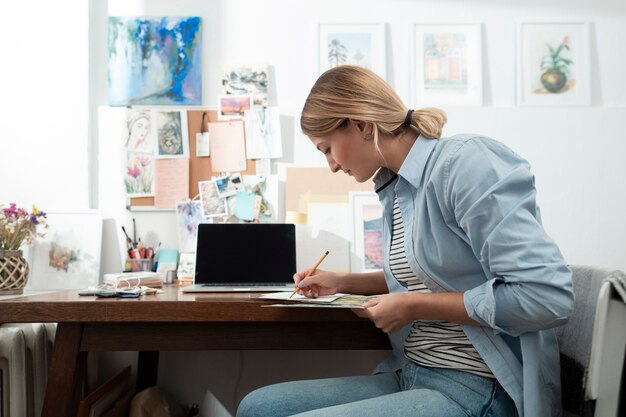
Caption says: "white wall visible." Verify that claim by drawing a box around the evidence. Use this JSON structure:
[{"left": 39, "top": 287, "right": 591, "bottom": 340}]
[
  {"left": 95, "top": 0, "right": 626, "bottom": 273},
  {"left": 0, "top": 0, "right": 89, "bottom": 209}
]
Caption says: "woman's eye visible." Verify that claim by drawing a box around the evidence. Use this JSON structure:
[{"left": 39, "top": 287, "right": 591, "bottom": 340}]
[{"left": 322, "top": 148, "right": 330, "bottom": 155}]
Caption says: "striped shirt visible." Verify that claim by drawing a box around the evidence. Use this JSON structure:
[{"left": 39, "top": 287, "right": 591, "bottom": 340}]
[{"left": 390, "top": 197, "right": 494, "bottom": 379}]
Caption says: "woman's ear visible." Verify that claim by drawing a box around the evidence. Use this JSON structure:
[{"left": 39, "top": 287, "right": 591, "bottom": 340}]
[{"left": 349, "top": 120, "right": 373, "bottom": 138}]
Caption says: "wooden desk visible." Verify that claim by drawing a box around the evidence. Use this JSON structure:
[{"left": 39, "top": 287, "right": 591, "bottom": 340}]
[{"left": 0, "top": 286, "right": 390, "bottom": 417}]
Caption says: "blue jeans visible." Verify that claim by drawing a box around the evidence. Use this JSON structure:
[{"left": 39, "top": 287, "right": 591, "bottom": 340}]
[{"left": 236, "top": 362, "right": 517, "bottom": 417}]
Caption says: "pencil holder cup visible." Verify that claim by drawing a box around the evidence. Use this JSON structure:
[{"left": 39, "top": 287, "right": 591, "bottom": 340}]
[{"left": 126, "top": 259, "right": 152, "bottom": 272}]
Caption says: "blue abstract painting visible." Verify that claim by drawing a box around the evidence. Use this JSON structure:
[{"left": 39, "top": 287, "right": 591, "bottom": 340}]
[{"left": 108, "top": 17, "right": 202, "bottom": 106}]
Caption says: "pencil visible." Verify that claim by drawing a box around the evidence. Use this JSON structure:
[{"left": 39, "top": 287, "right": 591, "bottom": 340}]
[{"left": 289, "top": 250, "right": 329, "bottom": 298}]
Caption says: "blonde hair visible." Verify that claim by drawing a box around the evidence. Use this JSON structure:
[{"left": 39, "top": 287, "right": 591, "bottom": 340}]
[{"left": 301, "top": 66, "right": 447, "bottom": 143}]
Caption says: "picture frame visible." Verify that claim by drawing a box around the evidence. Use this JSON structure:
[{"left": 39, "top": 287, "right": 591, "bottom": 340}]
[
  {"left": 177, "top": 253, "right": 196, "bottom": 278},
  {"left": 517, "top": 22, "right": 591, "bottom": 106},
  {"left": 348, "top": 192, "right": 383, "bottom": 273},
  {"left": 27, "top": 210, "right": 103, "bottom": 290},
  {"left": 319, "top": 23, "right": 386, "bottom": 79},
  {"left": 413, "top": 24, "right": 483, "bottom": 106}
]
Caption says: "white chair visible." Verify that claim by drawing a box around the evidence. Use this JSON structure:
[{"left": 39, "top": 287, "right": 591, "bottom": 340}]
[
  {"left": 0, "top": 327, "right": 27, "bottom": 417},
  {"left": 556, "top": 265, "right": 626, "bottom": 417}
]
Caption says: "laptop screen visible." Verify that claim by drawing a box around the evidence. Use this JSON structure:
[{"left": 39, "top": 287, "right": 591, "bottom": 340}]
[{"left": 194, "top": 223, "right": 296, "bottom": 285}]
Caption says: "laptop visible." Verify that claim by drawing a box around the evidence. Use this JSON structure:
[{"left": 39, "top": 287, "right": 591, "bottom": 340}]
[{"left": 182, "top": 223, "right": 297, "bottom": 292}]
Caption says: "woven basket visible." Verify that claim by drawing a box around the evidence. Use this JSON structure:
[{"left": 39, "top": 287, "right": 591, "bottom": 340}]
[{"left": 0, "top": 249, "right": 29, "bottom": 294}]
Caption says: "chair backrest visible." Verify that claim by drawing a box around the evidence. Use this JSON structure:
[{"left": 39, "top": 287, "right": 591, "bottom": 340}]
[{"left": 555, "top": 265, "right": 623, "bottom": 417}]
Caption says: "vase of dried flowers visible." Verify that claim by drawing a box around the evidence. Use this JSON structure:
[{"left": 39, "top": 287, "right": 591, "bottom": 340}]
[
  {"left": 0, "top": 249, "right": 30, "bottom": 294},
  {"left": 0, "top": 203, "right": 47, "bottom": 294}
]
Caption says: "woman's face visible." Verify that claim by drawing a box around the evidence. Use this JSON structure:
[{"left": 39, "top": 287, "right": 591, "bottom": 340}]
[
  {"left": 131, "top": 117, "right": 150, "bottom": 141},
  {"left": 309, "top": 121, "right": 382, "bottom": 183}
]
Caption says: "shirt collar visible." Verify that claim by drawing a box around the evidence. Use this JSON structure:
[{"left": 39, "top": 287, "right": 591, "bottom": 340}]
[{"left": 397, "top": 135, "right": 438, "bottom": 186}]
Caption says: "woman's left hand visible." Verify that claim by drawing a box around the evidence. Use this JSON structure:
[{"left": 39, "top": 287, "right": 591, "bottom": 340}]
[{"left": 353, "top": 293, "right": 418, "bottom": 333}]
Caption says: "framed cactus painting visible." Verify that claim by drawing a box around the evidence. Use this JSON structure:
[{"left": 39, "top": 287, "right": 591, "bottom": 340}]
[
  {"left": 517, "top": 22, "right": 590, "bottom": 106},
  {"left": 319, "top": 24, "right": 386, "bottom": 79}
]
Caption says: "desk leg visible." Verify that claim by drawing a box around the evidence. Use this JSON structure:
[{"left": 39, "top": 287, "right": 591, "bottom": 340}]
[
  {"left": 136, "top": 350, "right": 159, "bottom": 392},
  {"left": 42, "top": 323, "right": 84, "bottom": 417}
]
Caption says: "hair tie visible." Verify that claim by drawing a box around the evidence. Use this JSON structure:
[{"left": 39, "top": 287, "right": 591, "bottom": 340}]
[{"left": 402, "top": 109, "right": 414, "bottom": 128}]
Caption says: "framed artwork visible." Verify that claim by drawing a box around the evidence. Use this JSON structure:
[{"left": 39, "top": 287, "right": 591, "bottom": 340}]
[
  {"left": 221, "top": 64, "right": 269, "bottom": 106},
  {"left": 108, "top": 16, "right": 202, "bottom": 106},
  {"left": 413, "top": 24, "right": 483, "bottom": 106},
  {"left": 349, "top": 192, "right": 383, "bottom": 273},
  {"left": 27, "top": 211, "right": 102, "bottom": 290},
  {"left": 177, "top": 253, "right": 196, "bottom": 278},
  {"left": 319, "top": 23, "right": 386, "bottom": 79},
  {"left": 517, "top": 22, "right": 590, "bottom": 106}
]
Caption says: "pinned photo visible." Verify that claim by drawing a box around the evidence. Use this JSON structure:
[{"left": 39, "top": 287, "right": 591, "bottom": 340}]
[
  {"left": 221, "top": 64, "right": 269, "bottom": 106},
  {"left": 198, "top": 180, "right": 228, "bottom": 218},
  {"left": 215, "top": 173, "right": 244, "bottom": 198},
  {"left": 218, "top": 94, "right": 252, "bottom": 120}
]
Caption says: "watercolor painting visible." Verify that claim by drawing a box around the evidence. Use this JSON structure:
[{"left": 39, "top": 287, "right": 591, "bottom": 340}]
[
  {"left": 108, "top": 16, "right": 202, "bottom": 106},
  {"left": 123, "top": 109, "right": 153, "bottom": 153},
  {"left": 176, "top": 201, "right": 205, "bottom": 253},
  {"left": 414, "top": 24, "right": 482, "bottom": 106},
  {"left": 319, "top": 24, "right": 386, "bottom": 79},
  {"left": 349, "top": 192, "right": 383, "bottom": 272},
  {"left": 124, "top": 152, "right": 154, "bottom": 197},
  {"left": 218, "top": 95, "right": 252, "bottom": 120},
  {"left": 27, "top": 211, "right": 102, "bottom": 290},
  {"left": 518, "top": 23, "right": 590, "bottom": 106},
  {"left": 155, "top": 110, "right": 189, "bottom": 158},
  {"left": 222, "top": 64, "right": 269, "bottom": 106}
]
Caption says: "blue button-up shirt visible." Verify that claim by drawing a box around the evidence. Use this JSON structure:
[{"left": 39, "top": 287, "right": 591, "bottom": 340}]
[{"left": 372, "top": 134, "right": 574, "bottom": 417}]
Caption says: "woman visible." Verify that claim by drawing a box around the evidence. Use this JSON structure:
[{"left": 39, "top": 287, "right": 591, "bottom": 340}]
[
  {"left": 125, "top": 110, "right": 152, "bottom": 153},
  {"left": 237, "top": 66, "right": 573, "bottom": 417}
]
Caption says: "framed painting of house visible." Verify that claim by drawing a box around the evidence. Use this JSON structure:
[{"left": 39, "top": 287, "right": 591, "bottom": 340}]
[{"left": 413, "top": 24, "right": 483, "bottom": 106}]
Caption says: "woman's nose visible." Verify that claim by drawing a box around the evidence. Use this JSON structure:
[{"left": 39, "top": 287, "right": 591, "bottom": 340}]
[{"left": 327, "top": 158, "right": 341, "bottom": 173}]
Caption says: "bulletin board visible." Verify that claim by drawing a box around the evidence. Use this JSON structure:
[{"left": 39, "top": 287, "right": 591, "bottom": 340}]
[{"left": 129, "top": 110, "right": 257, "bottom": 207}]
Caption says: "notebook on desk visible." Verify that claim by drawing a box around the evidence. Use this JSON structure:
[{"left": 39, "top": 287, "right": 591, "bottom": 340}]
[{"left": 181, "top": 223, "right": 297, "bottom": 292}]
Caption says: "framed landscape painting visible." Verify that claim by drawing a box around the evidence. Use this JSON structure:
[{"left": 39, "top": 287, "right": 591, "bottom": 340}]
[
  {"left": 349, "top": 192, "right": 383, "bottom": 273},
  {"left": 517, "top": 22, "right": 590, "bottom": 106},
  {"left": 319, "top": 23, "right": 386, "bottom": 79},
  {"left": 413, "top": 24, "right": 483, "bottom": 106},
  {"left": 27, "top": 211, "right": 102, "bottom": 290}
]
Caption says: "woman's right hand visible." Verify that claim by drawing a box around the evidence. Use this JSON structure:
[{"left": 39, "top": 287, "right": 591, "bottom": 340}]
[{"left": 293, "top": 269, "right": 345, "bottom": 298}]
